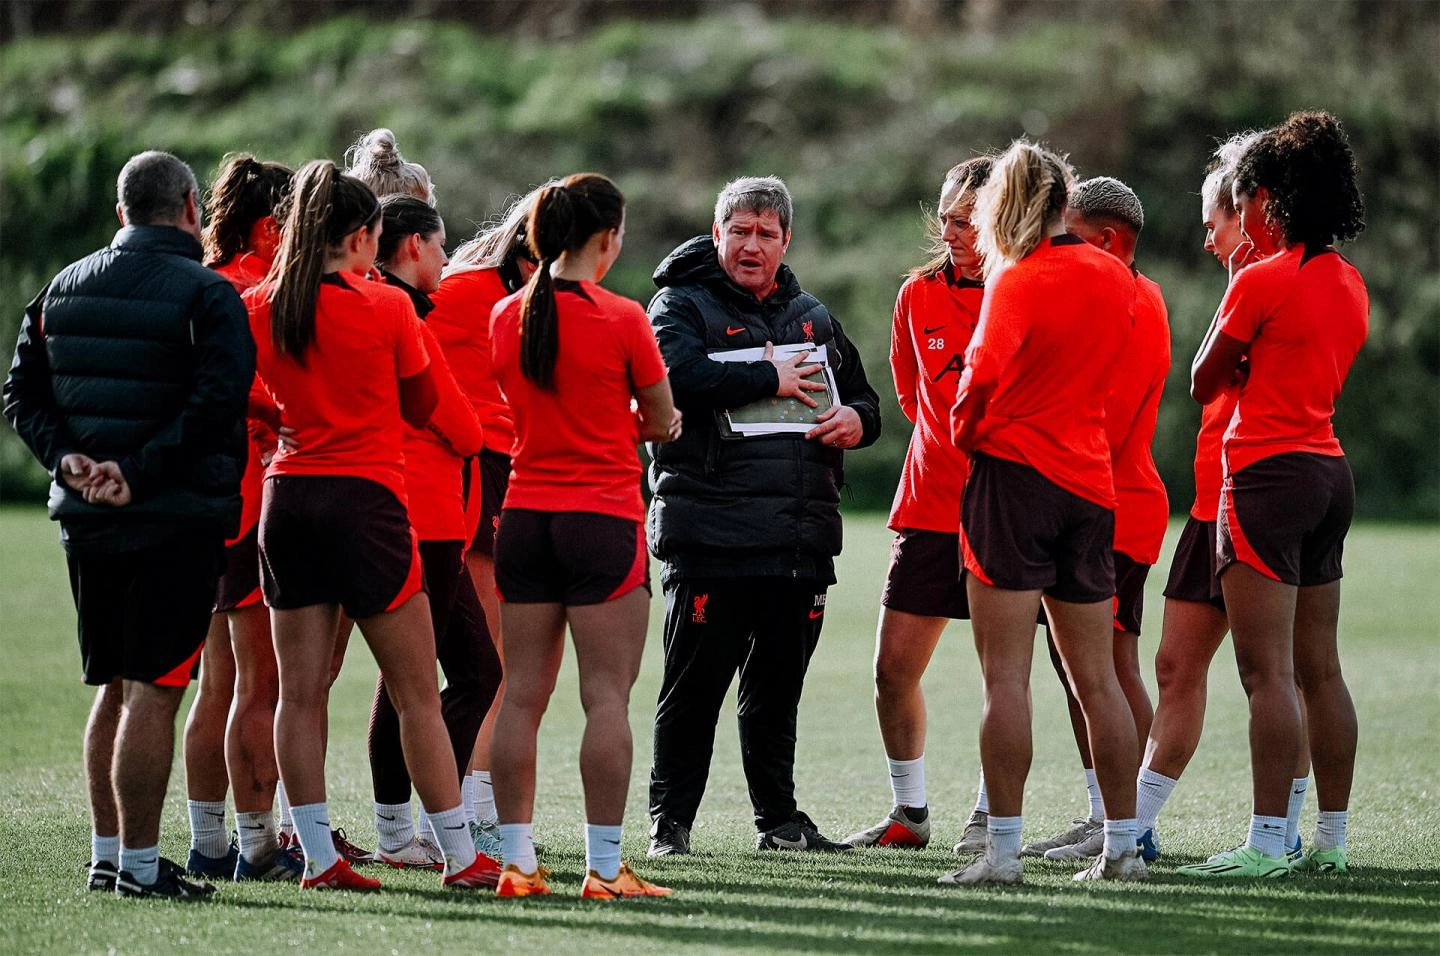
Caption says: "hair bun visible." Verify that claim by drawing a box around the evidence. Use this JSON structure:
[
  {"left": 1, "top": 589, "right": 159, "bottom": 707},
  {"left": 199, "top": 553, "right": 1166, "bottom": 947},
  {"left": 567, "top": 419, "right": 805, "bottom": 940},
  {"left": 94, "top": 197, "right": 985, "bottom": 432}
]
[{"left": 363, "top": 128, "right": 400, "bottom": 167}]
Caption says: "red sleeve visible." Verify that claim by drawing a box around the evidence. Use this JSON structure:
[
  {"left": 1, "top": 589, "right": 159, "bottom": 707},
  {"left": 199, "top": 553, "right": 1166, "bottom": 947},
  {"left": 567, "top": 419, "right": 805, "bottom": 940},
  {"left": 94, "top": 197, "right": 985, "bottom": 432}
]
[
  {"left": 627, "top": 301, "right": 668, "bottom": 390},
  {"left": 963, "top": 266, "right": 1027, "bottom": 390},
  {"left": 890, "top": 282, "right": 919, "bottom": 424},
  {"left": 418, "top": 324, "right": 484, "bottom": 457},
  {"left": 1215, "top": 267, "right": 1268, "bottom": 346},
  {"left": 394, "top": 305, "right": 430, "bottom": 379}
]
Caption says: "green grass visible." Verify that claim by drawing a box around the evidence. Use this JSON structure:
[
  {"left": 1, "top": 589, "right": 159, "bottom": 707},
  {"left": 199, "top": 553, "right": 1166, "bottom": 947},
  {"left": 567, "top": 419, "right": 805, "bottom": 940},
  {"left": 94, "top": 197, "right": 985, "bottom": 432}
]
[{"left": 1, "top": 508, "right": 1437, "bottom": 954}]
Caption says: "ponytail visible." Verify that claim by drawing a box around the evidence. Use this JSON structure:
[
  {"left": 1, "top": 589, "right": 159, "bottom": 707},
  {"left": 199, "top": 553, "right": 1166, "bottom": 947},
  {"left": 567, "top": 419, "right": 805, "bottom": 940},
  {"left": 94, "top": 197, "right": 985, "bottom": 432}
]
[
  {"left": 517, "top": 172, "right": 625, "bottom": 390},
  {"left": 973, "top": 141, "right": 1073, "bottom": 280},
  {"left": 202, "top": 153, "right": 293, "bottom": 267},
  {"left": 267, "top": 159, "right": 381, "bottom": 360}
]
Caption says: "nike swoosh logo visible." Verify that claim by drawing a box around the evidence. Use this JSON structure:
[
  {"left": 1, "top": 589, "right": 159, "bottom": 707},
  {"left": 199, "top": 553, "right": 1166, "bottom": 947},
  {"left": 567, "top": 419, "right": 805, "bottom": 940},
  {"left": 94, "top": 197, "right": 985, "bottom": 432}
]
[
  {"left": 378, "top": 814, "right": 397, "bottom": 821},
  {"left": 603, "top": 839, "right": 621, "bottom": 846},
  {"left": 725, "top": 326, "right": 745, "bottom": 335},
  {"left": 317, "top": 821, "right": 330, "bottom": 828},
  {"left": 889, "top": 773, "right": 904, "bottom": 779},
  {"left": 808, "top": 610, "right": 824, "bottom": 619},
  {"left": 770, "top": 833, "right": 808, "bottom": 850},
  {"left": 239, "top": 824, "right": 265, "bottom": 830},
  {"left": 205, "top": 811, "right": 225, "bottom": 818},
  {"left": 138, "top": 857, "right": 158, "bottom": 865},
  {"left": 923, "top": 325, "right": 945, "bottom": 334},
  {"left": 1292, "top": 789, "right": 1306, "bottom": 795},
  {"left": 443, "top": 824, "right": 466, "bottom": 831}
]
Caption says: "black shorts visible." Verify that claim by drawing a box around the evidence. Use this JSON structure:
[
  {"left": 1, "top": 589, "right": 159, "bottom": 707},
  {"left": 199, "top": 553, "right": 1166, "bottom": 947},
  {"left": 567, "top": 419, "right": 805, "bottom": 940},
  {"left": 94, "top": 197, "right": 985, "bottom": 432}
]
[
  {"left": 259, "top": 476, "right": 424, "bottom": 619},
  {"left": 960, "top": 451, "right": 1115, "bottom": 604},
  {"left": 1218, "top": 452, "right": 1354, "bottom": 587},
  {"left": 881, "top": 528, "right": 970, "bottom": 620},
  {"left": 67, "top": 535, "right": 223, "bottom": 686},
  {"left": 1163, "top": 516, "right": 1226, "bottom": 611},
  {"left": 214, "top": 522, "right": 263, "bottom": 613},
  {"left": 466, "top": 448, "right": 511, "bottom": 558},
  {"left": 1111, "top": 550, "right": 1151, "bottom": 635},
  {"left": 494, "top": 509, "right": 649, "bottom": 605}
]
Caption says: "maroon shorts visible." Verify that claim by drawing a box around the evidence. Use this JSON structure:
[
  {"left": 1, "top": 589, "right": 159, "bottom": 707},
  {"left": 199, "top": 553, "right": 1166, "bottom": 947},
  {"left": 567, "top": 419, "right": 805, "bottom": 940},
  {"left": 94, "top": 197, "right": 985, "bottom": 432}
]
[
  {"left": 494, "top": 509, "right": 649, "bottom": 605},
  {"left": 1111, "top": 550, "right": 1151, "bottom": 635},
  {"left": 259, "top": 476, "right": 424, "bottom": 619},
  {"left": 466, "top": 448, "right": 511, "bottom": 558},
  {"left": 881, "top": 528, "right": 970, "bottom": 620},
  {"left": 1163, "top": 516, "right": 1226, "bottom": 611},
  {"left": 67, "top": 534, "right": 223, "bottom": 686},
  {"left": 1218, "top": 452, "right": 1354, "bottom": 586},
  {"left": 960, "top": 451, "right": 1115, "bottom": 604},
  {"left": 214, "top": 522, "right": 263, "bottom": 613}
]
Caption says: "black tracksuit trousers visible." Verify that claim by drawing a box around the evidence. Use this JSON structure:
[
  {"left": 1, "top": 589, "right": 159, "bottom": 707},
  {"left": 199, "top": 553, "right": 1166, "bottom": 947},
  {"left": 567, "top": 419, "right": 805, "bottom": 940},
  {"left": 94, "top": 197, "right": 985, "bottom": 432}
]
[{"left": 648, "top": 577, "right": 827, "bottom": 832}]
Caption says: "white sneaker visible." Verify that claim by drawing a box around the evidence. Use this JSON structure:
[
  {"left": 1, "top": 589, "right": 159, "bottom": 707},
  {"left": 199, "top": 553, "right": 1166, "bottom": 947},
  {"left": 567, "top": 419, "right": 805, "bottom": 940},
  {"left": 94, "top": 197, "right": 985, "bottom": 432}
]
[
  {"left": 938, "top": 853, "right": 1023, "bottom": 886},
  {"left": 1044, "top": 825, "right": 1105, "bottom": 861},
  {"left": 952, "top": 810, "right": 988, "bottom": 857},
  {"left": 1073, "top": 848, "right": 1149, "bottom": 882},
  {"left": 1022, "top": 816, "right": 1101, "bottom": 857},
  {"left": 376, "top": 836, "right": 444, "bottom": 870}
]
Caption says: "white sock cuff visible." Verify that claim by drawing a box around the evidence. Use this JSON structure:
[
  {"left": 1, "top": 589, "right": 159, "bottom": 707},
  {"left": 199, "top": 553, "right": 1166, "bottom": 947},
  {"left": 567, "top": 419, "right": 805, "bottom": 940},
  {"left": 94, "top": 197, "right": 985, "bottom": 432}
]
[{"left": 92, "top": 833, "right": 119, "bottom": 866}]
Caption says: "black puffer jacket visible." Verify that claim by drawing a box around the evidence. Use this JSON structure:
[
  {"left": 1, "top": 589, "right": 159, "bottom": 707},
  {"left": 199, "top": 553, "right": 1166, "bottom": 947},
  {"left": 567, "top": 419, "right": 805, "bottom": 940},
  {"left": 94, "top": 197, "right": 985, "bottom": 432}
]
[
  {"left": 646, "top": 235, "right": 880, "bottom": 585},
  {"left": 4, "top": 225, "right": 253, "bottom": 551}
]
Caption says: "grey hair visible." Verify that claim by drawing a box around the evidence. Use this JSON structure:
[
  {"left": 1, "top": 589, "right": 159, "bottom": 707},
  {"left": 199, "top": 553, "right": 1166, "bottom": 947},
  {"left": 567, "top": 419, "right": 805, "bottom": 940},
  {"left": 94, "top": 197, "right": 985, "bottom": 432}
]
[
  {"left": 714, "top": 176, "right": 793, "bottom": 232},
  {"left": 1201, "top": 130, "right": 1263, "bottom": 215},
  {"left": 344, "top": 128, "right": 435, "bottom": 206},
  {"left": 116, "top": 150, "right": 198, "bottom": 225},
  {"left": 1070, "top": 176, "right": 1145, "bottom": 234}
]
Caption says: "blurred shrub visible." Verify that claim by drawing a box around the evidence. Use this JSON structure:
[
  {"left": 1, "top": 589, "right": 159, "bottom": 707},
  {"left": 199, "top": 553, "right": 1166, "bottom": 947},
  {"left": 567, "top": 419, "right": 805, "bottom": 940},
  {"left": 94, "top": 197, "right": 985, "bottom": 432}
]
[{"left": 2, "top": 4, "right": 1436, "bottom": 517}]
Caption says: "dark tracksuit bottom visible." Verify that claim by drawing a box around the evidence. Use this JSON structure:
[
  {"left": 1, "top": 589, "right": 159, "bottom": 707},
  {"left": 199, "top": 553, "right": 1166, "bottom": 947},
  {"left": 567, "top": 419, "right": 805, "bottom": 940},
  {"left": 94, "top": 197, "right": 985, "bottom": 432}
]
[{"left": 649, "top": 577, "right": 827, "bottom": 832}]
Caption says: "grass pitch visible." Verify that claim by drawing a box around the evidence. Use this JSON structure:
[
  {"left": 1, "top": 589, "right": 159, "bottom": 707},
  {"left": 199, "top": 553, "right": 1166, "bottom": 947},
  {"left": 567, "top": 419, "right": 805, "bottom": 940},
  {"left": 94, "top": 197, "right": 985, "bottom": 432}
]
[{"left": 1, "top": 509, "right": 1437, "bottom": 954}]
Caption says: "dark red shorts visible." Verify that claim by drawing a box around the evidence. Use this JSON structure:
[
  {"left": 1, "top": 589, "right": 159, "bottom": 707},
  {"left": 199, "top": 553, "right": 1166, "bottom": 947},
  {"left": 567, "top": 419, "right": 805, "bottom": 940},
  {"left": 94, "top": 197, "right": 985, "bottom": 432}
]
[
  {"left": 881, "top": 528, "right": 970, "bottom": 620},
  {"left": 1163, "top": 516, "right": 1226, "bottom": 611},
  {"left": 466, "top": 448, "right": 511, "bottom": 558},
  {"left": 1111, "top": 550, "right": 1151, "bottom": 635},
  {"left": 259, "top": 476, "right": 424, "bottom": 619},
  {"left": 1218, "top": 452, "right": 1354, "bottom": 587},
  {"left": 214, "top": 522, "right": 263, "bottom": 613},
  {"left": 494, "top": 509, "right": 649, "bottom": 605},
  {"left": 66, "top": 534, "right": 223, "bottom": 686},
  {"left": 960, "top": 451, "right": 1115, "bottom": 604}
]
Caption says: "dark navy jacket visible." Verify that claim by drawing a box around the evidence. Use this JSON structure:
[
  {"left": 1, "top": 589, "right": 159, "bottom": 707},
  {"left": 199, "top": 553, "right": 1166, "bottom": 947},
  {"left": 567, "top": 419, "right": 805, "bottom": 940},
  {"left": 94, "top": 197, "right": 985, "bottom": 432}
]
[
  {"left": 646, "top": 235, "right": 880, "bottom": 586},
  {"left": 4, "top": 225, "right": 253, "bottom": 552}
]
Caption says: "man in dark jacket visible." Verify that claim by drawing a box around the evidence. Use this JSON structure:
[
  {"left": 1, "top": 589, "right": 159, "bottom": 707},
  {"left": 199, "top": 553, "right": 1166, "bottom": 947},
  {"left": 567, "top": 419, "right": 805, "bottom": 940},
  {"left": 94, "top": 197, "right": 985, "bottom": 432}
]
[
  {"left": 4, "top": 150, "right": 253, "bottom": 898},
  {"left": 646, "top": 176, "right": 880, "bottom": 856}
]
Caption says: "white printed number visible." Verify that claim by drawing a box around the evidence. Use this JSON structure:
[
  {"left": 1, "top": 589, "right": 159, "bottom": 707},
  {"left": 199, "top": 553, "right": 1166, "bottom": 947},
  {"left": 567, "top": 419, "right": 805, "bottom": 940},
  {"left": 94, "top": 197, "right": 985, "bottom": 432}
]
[{"left": 927, "top": 337, "right": 945, "bottom": 350}]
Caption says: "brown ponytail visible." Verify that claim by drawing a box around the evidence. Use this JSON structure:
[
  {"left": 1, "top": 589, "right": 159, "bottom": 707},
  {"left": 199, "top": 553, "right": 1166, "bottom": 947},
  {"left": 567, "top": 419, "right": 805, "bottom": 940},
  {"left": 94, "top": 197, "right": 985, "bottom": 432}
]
[
  {"left": 202, "top": 153, "right": 293, "bottom": 267},
  {"left": 518, "top": 172, "right": 624, "bottom": 390},
  {"left": 267, "top": 159, "right": 381, "bottom": 360}
]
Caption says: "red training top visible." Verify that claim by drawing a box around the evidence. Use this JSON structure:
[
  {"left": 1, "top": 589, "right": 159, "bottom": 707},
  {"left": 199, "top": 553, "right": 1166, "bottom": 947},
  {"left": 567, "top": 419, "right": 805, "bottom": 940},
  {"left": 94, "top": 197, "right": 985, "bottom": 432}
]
[
  {"left": 888, "top": 266, "right": 983, "bottom": 533},
  {"left": 954, "top": 235, "right": 1135, "bottom": 510},
  {"left": 1106, "top": 271, "right": 1171, "bottom": 565},
  {"left": 1190, "top": 390, "right": 1237, "bottom": 522},
  {"left": 1215, "top": 244, "right": 1368, "bottom": 475},
  {"left": 214, "top": 253, "right": 275, "bottom": 544},
  {"left": 245, "top": 273, "right": 429, "bottom": 504},
  {"left": 427, "top": 267, "right": 517, "bottom": 456},
  {"left": 404, "top": 321, "right": 485, "bottom": 541},
  {"left": 491, "top": 279, "right": 668, "bottom": 522}
]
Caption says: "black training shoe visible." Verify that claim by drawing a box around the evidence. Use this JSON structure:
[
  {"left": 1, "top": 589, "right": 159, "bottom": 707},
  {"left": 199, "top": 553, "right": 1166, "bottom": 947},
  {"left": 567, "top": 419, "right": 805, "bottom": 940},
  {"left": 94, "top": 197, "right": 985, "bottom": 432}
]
[
  {"left": 115, "top": 857, "right": 216, "bottom": 899},
  {"left": 756, "top": 812, "right": 854, "bottom": 853},
  {"left": 87, "top": 860, "right": 118, "bottom": 891},
  {"left": 647, "top": 816, "right": 692, "bottom": 857}
]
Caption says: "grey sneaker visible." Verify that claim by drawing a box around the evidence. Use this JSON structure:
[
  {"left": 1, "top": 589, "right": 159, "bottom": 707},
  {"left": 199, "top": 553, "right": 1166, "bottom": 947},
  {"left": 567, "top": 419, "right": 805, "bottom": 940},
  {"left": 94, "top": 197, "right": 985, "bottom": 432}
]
[
  {"left": 953, "top": 810, "right": 988, "bottom": 856},
  {"left": 845, "top": 805, "right": 930, "bottom": 848},
  {"left": 1044, "top": 824, "right": 1105, "bottom": 861},
  {"left": 470, "top": 818, "right": 503, "bottom": 858},
  {"left": 1021, "top": 816, "right": 1101, "bottom": 857},
  {"left": 1073, "top": 848, "right": 1149, "bottom": 882},
  {"left": 938, "top": 852, "right": 1023, "bottom": 886}
]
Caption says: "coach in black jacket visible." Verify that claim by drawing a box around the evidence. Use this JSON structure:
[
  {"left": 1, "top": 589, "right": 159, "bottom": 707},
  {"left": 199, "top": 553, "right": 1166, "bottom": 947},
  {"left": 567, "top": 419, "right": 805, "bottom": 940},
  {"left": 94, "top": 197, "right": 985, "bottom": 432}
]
[
  {"left": 4, "top": 150, "right": 252, "bottom": 897},
  {"left": 646, "top": 176, "right": 880, "bottom": 857}
]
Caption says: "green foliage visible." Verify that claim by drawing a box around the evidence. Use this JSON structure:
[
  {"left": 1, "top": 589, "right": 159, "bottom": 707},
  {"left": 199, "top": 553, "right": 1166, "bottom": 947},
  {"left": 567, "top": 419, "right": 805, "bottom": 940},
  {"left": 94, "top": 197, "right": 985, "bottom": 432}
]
[{"left": 2, "top": 5, "right": 1436, "bottom": 515}]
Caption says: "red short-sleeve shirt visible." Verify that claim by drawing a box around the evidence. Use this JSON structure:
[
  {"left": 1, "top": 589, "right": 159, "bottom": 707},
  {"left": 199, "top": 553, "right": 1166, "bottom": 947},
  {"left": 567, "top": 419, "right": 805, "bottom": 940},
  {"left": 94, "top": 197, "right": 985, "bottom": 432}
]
[
  {"left": 214, "top": 253, "right": 273, "bottom": 542},
  {"left": 492, "top": 280, "right": 667, "bottom": 522}
]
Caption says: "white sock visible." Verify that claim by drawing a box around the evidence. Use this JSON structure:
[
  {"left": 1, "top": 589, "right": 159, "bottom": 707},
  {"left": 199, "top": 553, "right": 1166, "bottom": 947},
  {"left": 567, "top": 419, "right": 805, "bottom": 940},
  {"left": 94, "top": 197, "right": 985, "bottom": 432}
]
[
  {"left": 1103, "top": 818, "right": 1137, "bottom": 859},
  {"left": 974, "top": 771, "right": 990, "bottom": 815},
  {"left": 92, "top": 832, "right": 119, "bottom": 866},
  {"left": 1135, "top": 767, "right": 1178, "bottom": 831},
  {"left": 461, "top": 775, "right": 477, "bottom": 825},
  {"left": 291, "top": 802, "right": 340, "bottom": 878},
  {"left": 375, "top": 801, "right": 415, "bottom": 853},
  {"left": 986, "top": 815, "right": 1022, "bottom": 862},
  {"left": 887, "top": 754, "right": 926, "bottom": 808},
  {"left": 425, "top": 805, "right": 478, "bottom": 876},
  {"left": 1246, "top": 813, "right": 1287, "bottom": 858},
  {"left": 418, "top": 809, "right": 436, "bottom": 843},
  {"left": 1315, "top": 810, "right": 1347, "bottom": 851},
  {"left": 500, "top": 822, "right": 537, "bottom": 874},
  {"left": 585, "top": 823, "right": 623, "bottom": 880},
  {"left": 1286, "top": 777, "right": 1309, "bottom": 847},
  {"left": 1083, "top": 769, "right": 1104, "bottom": 821},
  {"left": 472, "top": 771, "right": 496, "bottom": 823},
  {"left": 236, "top": 810, "right": 278, "bottom": 864},
  {"left": 188, "top": 799, "right": 230, "bottom": 858},
  {"left": 276, "top": 780, "right": 294, "bottom": 830},
  {"left": 120, "top": 844, "right": 159, "bottom": 885}
]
